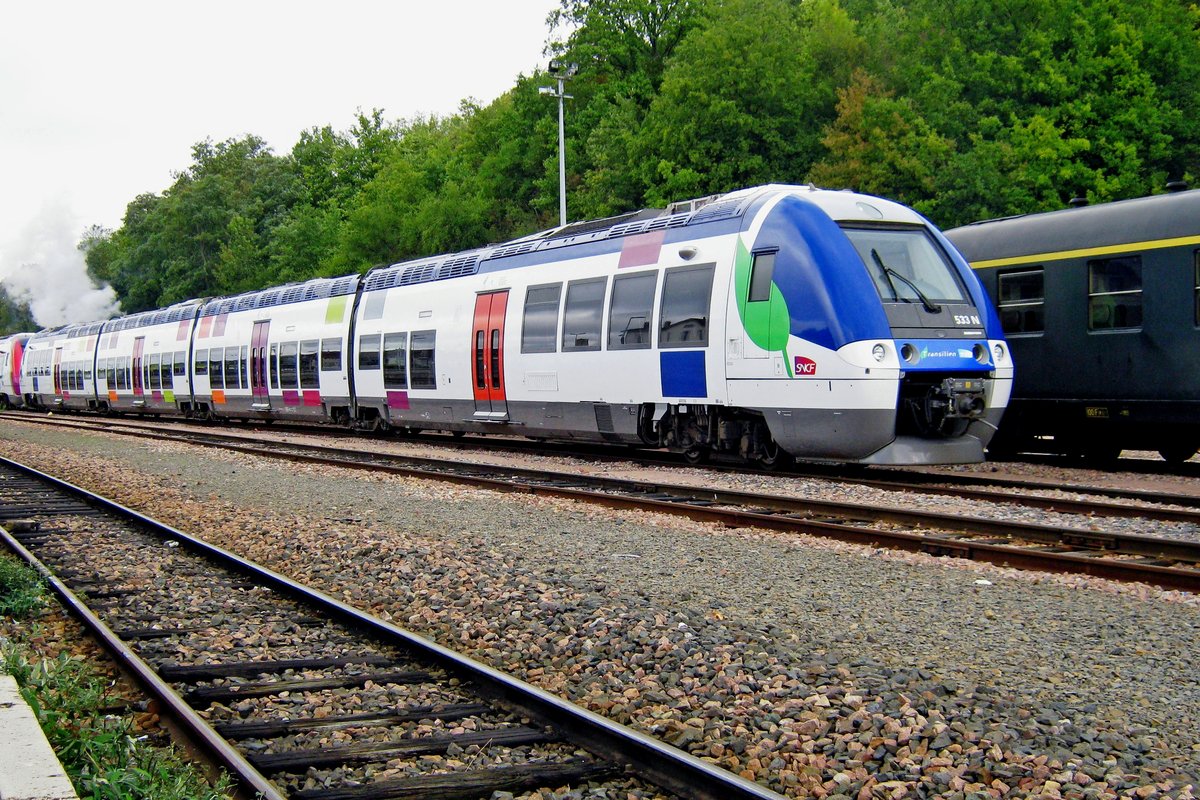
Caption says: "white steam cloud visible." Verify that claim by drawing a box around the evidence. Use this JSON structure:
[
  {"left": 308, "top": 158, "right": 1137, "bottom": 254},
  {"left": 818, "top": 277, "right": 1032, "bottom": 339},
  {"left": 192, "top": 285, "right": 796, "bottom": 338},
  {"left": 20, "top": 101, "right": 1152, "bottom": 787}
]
[{"left": 0, "top": 198, "right": 122, "bottom": 328}]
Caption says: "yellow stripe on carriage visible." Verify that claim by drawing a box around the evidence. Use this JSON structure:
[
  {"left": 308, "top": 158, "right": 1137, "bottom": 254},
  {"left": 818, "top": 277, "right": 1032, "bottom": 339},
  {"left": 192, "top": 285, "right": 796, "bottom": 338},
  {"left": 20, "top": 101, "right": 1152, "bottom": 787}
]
[{"left": 967, "top": 233, "right": 1200, "bottom": 269}]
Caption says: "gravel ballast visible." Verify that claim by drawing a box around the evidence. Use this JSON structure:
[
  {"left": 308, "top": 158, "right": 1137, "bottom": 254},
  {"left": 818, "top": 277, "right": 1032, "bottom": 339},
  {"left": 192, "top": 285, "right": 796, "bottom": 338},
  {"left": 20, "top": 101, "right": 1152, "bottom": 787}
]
[{"left": 1, "top": 423, "right": 1197, "bottom": 800}]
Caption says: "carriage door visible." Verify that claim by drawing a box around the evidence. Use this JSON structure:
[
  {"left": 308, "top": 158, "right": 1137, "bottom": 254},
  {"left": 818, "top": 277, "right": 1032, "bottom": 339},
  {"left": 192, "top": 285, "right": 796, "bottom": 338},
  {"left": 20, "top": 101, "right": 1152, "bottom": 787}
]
[
  {"left": 250, "top": 321, "right": 270, "bottom": 409},
  {"left": 52, "top": 348, "right": 63, "bottom": 396},
  {"left": 132, "top": 337, "right": 145, "bottom": 398},
  {"left": 471, "top": 291, "right": 509, "bottom": 419}
]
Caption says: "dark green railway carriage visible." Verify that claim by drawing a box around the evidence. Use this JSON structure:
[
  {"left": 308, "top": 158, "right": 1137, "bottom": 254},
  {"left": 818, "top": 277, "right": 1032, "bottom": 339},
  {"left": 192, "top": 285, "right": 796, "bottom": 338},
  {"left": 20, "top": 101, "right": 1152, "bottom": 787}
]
[{"left": 944, "top": 189, "right": 1200, "bottom": 463}]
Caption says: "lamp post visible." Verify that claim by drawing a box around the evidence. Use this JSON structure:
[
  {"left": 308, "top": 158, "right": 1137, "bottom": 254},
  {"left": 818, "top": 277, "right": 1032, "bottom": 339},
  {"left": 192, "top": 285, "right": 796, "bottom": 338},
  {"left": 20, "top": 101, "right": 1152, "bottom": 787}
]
[{"left": 539, "top": 60, "right": 577, "bottom": 228}]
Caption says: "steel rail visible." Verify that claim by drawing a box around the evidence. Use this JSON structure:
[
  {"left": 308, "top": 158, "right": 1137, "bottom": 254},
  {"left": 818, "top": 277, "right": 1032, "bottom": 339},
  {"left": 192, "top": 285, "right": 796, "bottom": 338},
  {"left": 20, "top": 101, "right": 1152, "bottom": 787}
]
[
  {"left": 0, "top": 455, "right": 786, "bottom": 800},
  {"left": 6, "top": 414, "right": 1200, "bottom": 588},
  {"left": 8, "top": 411, "right": 1200, "bottom": 522}
]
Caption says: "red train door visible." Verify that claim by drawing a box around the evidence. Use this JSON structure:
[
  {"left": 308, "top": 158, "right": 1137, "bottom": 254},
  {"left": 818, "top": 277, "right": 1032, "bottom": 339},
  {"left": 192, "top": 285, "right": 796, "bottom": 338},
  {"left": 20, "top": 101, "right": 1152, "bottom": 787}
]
[
  {"left": 250, "top": 320, "right": 270, "bottom": 409},
  {"left": 132, "top": 337, "right": 145, "bottom": 397},
  {"left": 471, "top": 291, "right": 508, "bottom": 418},
  {"left": 52, "top": 348, "right": 62, "bottom": 396}
]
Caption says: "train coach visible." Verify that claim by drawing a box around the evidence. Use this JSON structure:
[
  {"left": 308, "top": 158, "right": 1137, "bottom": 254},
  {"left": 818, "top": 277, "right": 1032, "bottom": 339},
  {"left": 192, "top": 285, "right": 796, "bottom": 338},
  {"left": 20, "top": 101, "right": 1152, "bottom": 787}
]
[
  {"left": 0, "top": 332, "right": 32, "bottom": 409},
  {"left": 13, "top": 184, "right": 1012, "bottom": 466},
  {"left": 945, "top": 188, "right": 1200, "bottom": 463}
]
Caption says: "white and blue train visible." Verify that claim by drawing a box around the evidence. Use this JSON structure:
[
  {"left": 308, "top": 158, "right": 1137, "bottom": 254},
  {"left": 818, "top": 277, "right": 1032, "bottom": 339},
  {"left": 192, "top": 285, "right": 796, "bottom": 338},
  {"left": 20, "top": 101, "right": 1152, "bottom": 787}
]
[{"left": 2, "top": 185, "right": 1012, "bottom": 465}]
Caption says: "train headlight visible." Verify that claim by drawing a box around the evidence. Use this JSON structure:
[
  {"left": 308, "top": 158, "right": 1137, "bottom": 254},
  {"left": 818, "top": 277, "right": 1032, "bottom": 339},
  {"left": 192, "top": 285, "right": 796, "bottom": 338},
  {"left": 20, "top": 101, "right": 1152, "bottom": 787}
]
[
  {"left": 899, "top": 343, "right": 918, "bottom": 364},
  {"left": 972, "top": 343, "right": 988, "bottom": 364},
  {"left": 993, "top": 343, "right": 1005, "bottom": 362},
  {"left": 872, "top": 343, "right": 887, "bottom": 362}
]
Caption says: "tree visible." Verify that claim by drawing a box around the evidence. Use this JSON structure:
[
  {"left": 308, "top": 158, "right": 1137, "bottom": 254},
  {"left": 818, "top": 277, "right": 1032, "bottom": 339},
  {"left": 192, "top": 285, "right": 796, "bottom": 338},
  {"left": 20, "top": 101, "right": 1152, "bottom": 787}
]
[{"left": 0, "top": 285, "right": 36, "bottom": 334}]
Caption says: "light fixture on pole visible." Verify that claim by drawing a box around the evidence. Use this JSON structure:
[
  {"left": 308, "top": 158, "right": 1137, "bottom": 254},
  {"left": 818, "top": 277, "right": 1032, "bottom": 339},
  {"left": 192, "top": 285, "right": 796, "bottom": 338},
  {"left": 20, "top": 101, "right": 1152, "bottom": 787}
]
[{"left": 539, "top": 60, "right": 577, "bottom": 227}]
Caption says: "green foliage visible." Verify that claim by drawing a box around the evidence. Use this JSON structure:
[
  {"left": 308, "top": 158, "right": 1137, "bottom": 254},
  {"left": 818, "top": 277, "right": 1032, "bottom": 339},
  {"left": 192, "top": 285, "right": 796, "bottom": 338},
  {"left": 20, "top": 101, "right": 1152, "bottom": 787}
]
[
  {"left": 0, "top": 554, "right": 44, "bottom": 618},
  {"left": 82, "top": 0, "right": 1200, "bottom": 310},
  {"left": 2, "top": 639, "right": 229, "bottom": 800},
  {"left": 0, "top": 284, "right": 37, "bottom": 335}
]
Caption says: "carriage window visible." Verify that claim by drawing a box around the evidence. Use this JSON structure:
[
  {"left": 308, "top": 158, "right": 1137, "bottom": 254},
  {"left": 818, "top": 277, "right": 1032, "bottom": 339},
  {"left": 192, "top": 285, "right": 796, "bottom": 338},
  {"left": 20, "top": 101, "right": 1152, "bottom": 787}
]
[
  {"left": 521, "top": 283, "right": 562, "bottom": 353},
  {"left": 607, "top": 271, "right": 656, "bottom": 350},
  {"left": 299, "top": 340, "right": 319, "bottom": 388},
  {"left": 174, "top": 351, "right": 186, "bottom": 376},
  {"left": 562, "top": 278, "right": 606, "bottom": 352},
  {"left": 1088, "top": 256, "right": 1142, "bottom": 331},
  {"left": 224, "top": 348, "right": 240, "bottom": 389},
  {"left": 998, "top": 269, "right": 1044, "bottom": 334},
  {"left": 383, "top": 332, "right": 408, "bottom": 389},
  {"left": 321, "top": 338, "right": 343, "bottom": 371},
  {"left": 748, "top": 251, "right": 776, "bottom": 302},
  {"left": 194, "top": 349, "right": 208, "bottom": 376},
  {"left": 660, "top": 264, "right": 715, "bottom": 347},
  {"left": 358, "top": 334, "right": 381, "bottom": 370},
  {"left": 279, "top": 342, "right": 298, "bottom": 387},
  {"left": 240, "top": 346, "right": 249, "bottom": 387},
  {"left": 149, "top": 354, "right": 162, "bottom": 390},
  {"left": 210, "top": 349, "right": 225, "bottom": 389},
  {"left": 269, "top": 343, "right": 279, "bottom": 388},
  {"left": 409, "top": 330, "right": 436, "bottom": 389}
]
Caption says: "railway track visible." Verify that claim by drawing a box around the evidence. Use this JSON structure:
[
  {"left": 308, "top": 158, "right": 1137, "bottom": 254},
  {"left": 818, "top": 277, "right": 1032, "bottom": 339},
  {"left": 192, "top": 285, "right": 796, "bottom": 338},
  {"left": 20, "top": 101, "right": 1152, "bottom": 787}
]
[
  {"left": 7, "top": 409, "right": 1199, "bottom": 520},
  {"left": 6, "top": 414, "right": 1200, "bottom": 591},
  {"left": 0, "top": 456, "right": 786, "bottom": 800}
]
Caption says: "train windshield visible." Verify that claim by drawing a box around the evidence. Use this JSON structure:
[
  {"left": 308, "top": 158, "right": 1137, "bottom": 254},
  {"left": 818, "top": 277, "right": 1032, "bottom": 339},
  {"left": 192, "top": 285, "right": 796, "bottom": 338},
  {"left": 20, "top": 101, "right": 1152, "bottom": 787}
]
[{"left": 842, "top": 226, "right": 968, "bottom": 306}]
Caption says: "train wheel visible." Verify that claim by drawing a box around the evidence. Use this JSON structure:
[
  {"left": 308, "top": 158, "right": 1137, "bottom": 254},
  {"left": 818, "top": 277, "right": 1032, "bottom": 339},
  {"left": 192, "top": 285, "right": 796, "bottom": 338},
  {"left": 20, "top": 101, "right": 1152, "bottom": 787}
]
[
  {"left": 683, "top": 445, "right": 710, "bottom": 465},
  {"left": 755, "top": 439, "right": 792, "bottom": 471},
  {"left": 1158, "top": 444, "right": 1198, "bottom": 465}
]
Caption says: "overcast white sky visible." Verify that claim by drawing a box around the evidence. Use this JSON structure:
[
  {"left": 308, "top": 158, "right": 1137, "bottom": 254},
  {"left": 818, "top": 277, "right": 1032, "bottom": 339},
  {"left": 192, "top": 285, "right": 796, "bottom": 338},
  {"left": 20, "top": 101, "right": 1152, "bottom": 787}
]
[{"left": 0, "top": 0, "right": 560, "bottom": 327}]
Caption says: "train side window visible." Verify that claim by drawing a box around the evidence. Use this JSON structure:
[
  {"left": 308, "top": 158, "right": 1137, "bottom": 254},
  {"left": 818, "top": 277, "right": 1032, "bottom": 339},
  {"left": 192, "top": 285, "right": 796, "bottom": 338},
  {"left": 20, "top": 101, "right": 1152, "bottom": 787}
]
[
  {"left": 383, "top": 332, "right": 408, "bottom": 389},
  {"left": 748, "top": 251, "right": 776, "bottom": 302},
  {"left": 210, "top": 348, "right": 225, "bottom": 389},
  {"left": 1088, "top": 256, "right": 1142, "bottom": 331},
  {"left": 521, "top": 283, "right": 562, "bottom": 353},
  {"left": 240, "top": 346, "right": 249, "bottom": 388},
  {"left": 660, "top": 263, "right": 715, "bottom": 348},
  {"left": 174, "top": 351, "right": 186, "bottom": 377},
  {"left": 997, "top": 269, "right": 1044, "bottom": 334},
  {"left": 562, "top": 277, "right": 607, "bottom": 352},
  {"left": 607, "top": 271, "right": 656, "bottom": 350},
  {"left": 299, "top": 340, "right": 319, "bottom": 389},
  {"left": 358, "top": 334, "right": 382, "bottom": 370},
  {"left": 194, "top": 349, "right": 208, "bottom": 376},
  {"left": 409, "top": 330, "right": 436, "bottom": 389},
  {"left": 269, "top": 344, "right": 279, "bottom": 388},
  {"left": 149, "top": 354, "right": 162, "bottom": 390},
  {"left": 279, "top": 342, "right": 298, "bottom": 387},
  {"left": 224, "top": 347, "right": 240, "bottom": 388},
  {"left": 321, "top": 338, "right": 343, "bottom": 371}
]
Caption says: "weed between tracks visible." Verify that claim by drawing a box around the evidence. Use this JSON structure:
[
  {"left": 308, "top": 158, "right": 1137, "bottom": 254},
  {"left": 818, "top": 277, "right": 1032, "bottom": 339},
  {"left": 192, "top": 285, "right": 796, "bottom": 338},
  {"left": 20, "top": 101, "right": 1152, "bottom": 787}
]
[{"left": 0, "top": 553, "right": 230, "bottom": 800}]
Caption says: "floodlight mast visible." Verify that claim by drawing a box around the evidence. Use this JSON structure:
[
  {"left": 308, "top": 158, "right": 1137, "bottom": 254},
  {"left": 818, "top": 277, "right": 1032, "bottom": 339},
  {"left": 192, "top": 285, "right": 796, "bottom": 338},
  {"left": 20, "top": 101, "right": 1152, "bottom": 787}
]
[{"left": 540, "top": 60, "right": 578, "bottom": 227}]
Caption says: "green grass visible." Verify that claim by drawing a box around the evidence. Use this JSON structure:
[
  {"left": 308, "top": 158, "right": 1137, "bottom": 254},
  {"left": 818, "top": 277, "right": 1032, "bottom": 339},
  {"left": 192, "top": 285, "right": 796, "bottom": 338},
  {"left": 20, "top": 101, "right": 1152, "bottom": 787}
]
[
  {"left": 1, "top": 555, "right": 231, "bottom": 799},
  {"left": 0, "top": 552, "right": 45, "bottom": 618}
]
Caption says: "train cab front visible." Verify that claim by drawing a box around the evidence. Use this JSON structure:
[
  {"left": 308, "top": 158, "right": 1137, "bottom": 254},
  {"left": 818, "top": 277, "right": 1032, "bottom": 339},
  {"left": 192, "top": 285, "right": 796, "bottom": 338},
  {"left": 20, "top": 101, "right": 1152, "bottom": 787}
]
[{"left": 841, "top": 224, "right": 1012, "bottom": 463}]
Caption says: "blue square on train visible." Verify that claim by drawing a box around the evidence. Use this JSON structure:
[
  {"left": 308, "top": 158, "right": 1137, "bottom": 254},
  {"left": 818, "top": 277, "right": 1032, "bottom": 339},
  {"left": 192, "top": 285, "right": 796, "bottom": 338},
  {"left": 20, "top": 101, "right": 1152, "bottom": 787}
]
[{"left": 660, "top": 351, "right": 706, "bottom": 397}]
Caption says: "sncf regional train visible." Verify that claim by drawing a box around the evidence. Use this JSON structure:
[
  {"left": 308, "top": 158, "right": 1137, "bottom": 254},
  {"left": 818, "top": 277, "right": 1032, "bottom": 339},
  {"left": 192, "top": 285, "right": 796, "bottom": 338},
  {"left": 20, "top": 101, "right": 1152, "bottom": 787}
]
[
  {"left": 2, "top": 185, "right": 1011, "bottom": 465},
  {"left": 946, "top": 188, "right": 1200, "bottom": 463}
]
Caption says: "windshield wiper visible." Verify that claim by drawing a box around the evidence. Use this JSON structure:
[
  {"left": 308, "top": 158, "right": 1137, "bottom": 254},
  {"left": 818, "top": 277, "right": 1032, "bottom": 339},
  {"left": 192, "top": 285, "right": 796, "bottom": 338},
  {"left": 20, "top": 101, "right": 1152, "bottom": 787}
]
[{"left": 871, "top": 249, "right": 942, "bottom": 313}]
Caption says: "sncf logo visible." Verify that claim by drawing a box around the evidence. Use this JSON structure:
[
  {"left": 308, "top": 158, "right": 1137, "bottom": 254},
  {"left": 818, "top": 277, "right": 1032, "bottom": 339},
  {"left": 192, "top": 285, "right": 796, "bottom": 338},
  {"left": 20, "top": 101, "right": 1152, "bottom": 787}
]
[{"left": 794, "top": 356, "right": 817, "bottom": 375}]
